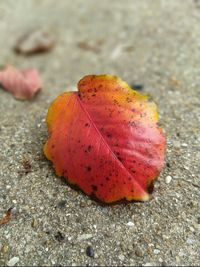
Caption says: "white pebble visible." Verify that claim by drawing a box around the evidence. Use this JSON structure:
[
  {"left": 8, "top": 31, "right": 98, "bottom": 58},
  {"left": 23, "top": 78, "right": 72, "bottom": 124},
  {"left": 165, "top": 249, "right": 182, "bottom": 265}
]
[
  {"left": 154, "top": 249, "right": 160, "bottom": 254},
  {"left": 194, "top": 224, "right": 200, "bottom": 230},
  {"left": 7, "top": 257, "right": 19, "bottom": 266},
  {"left": 173, "top": 140, "right": 181, "bottom": 148},
  {"left": 165, "top": 175, "right": 172, "bottom": 184},
  {"left": 181, "top": 143, "right": 188, "bottom": 147},
  {"left": 186, "top": 238, "right": 196, "bottom": 245},
  {"left": 189, "top": 226, "right": 195, "bottom": 232},
  {"left": 77, "top": 234, "right": 93, "bottom": 241},
  {"left": 118, "top": 254, "right": 125, "bottom": 261},
  {"left": 126, "top": 221, "right": 134, "bottom": 227}
]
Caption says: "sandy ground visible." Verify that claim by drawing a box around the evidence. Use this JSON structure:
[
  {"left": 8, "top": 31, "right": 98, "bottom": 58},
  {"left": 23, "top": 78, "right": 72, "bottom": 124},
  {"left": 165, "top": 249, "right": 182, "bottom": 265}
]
[{"left": 0, "top": 0, "right": 200, "bottom": 266}]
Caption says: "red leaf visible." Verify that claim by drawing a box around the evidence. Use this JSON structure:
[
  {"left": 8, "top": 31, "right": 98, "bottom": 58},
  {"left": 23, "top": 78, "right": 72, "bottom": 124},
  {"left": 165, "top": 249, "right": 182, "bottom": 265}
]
[
  {"left": 44, "top": 75, "right": 166, "bottom": 203},
  {"left": 0, "top": 65, "right": 42, "bottom": 100}
]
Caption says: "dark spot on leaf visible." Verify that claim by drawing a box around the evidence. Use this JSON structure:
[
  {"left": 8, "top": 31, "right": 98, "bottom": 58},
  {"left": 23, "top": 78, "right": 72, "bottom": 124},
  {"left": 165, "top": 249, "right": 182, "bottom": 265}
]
[
  {"left": 107, "top": 133, "right": 112, "bottom": 138},
  {"left": 117, "top": 156, "right": 122, "bottom": 162},
  {"left": 86, "top": 166, "right": 92, "bottom": 172},
  {"left": 126, "top": 97, "right": 132, "bottom": 103},
  {"left": 88, "top": 145, "right": 92, "bottom": 152},
  {"left": 92, "top": 185, "right": 98, "bottom": 192},
  {"left": 106, "top": 177, "right": 110, "bottom": 181}
]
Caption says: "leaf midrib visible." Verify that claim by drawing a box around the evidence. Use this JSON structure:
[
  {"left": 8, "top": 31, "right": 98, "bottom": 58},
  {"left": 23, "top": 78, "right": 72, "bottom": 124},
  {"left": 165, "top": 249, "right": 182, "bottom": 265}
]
[{"left": 75, "top": 93, "right": 148, "bottom": 196}]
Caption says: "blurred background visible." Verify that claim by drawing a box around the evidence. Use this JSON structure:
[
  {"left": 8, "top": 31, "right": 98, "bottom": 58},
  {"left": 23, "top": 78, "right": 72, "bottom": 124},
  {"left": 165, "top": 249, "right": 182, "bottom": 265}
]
[{"left": 0, "top": 0, "right": 199, "bottom": 96}]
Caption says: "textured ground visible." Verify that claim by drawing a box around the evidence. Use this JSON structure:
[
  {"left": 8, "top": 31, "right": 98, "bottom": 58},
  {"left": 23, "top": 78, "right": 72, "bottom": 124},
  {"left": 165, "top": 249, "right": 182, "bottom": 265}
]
[{"left": 0, "top": 0, "right": 200, "bottom": 266}]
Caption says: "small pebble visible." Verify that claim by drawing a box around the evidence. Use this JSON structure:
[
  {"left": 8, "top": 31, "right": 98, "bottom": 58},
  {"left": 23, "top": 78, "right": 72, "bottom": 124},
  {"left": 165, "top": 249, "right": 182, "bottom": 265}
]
[
  {"left": 131, "top": 83, "right": 144, "bottom": 91},
  {"left": 176, "top": 256, "right": 180, "bottom": 263},
  {"left": 135, "top": 248, "right": 143, "bottom": 257},
  {"left": 165, "top": 175, "right": 172, "bottom": 184},
  {"left": 143, "top": 263, "right": 154, "bottom": 266},
  {"left": 166, "top": 162, "right": 170, "bottom": 168},
  {"left": 126, "top": 221, "right": 134, "bottom": 227},
  {"left": 7, "top": 257, "right": 19, "bottom": 266},
  {"left": 11, "top": 207, "right": 17, "bottom": 215},
  {"left": 181, "top": 143, "right": 188, "bottom": 148},
  {"left": 118, "top": 254, "right": 125, "bottom": 261},
  {"left": 31, "top": 218, "right": 38, "bottom": 228},
  {"left": 78, "top": 234, "right": 93, "bottom": 241},
  {"left": 186, "top": 238, "right": 196, "bottom": 245},
  {"left": 173, "top": 140, "right": 181, "bottom": 148},
  {"left": 86, "top": 245, "right": 94, "bottom": 258},
  {"left": 154, "top": 249, "right": 160, "bottom": 254},
  {"left": 193, "top": 224, "right": 200, "bottom": 230},
  {"left": 189, "top": 226, "right": 195, "bottom": 232},
  {"left": 1, "top": 244, "right": 9, "bottom": 254}
]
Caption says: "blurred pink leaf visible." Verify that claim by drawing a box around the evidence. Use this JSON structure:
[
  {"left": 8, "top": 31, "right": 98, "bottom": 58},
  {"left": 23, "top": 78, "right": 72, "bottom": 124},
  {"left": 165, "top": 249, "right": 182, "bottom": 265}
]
[{"left": 0, "top": 65, "right": 42, "bottom": 100}]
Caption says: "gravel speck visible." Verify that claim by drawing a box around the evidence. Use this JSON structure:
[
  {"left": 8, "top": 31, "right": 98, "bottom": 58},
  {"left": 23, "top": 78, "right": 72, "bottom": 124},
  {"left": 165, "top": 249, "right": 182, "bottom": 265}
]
[
  {"left": 78, "top": 234, "right": 93, "bottom": 241},
  {"left": 118, "top": 254, "right": 125, "bottom": 261},
  {"left": 165, "top": 175, "right": 172, "bottom": 184},
  {"left": 54, "top": 231, "right": 65, "bottom": 242},
  {"left": 143, "top": 262, "right": 154, "bottom": 266},
  {"left": 7, "top": 257, "right": 19, "bottom": 266},
  {"left": 173, "top": 141, "right": 181, "bottom": 148},
  {"left": 86, "top": 245, "right": 94, "bottom": 258},
  {"left": 126, "top": 221, "right": 134, "bottom": 227},
  {"left": 186, "top": 238, "right": 196, "bottom": 245},
  {"left": 181, "top": 143, "right": 188, "bottom": 148},
  {"left": 154, "top": 249, "right": 160, "bottom": 254},
  {"left": 135, "top": 248, "right": 144, "bottom": 257}
]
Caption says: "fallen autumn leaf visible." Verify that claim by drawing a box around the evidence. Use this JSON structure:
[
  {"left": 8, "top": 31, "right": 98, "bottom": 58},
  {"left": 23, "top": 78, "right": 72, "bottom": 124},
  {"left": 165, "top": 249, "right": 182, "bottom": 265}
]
[
  {"left": 14, "top": 29, "right": 55, "bottom": 55},
  {"left": 0, "top": 65, "right": 42, "bottom": 100},
  {"left": 44, "top": 75, "right": 166, "bottom": 203}
]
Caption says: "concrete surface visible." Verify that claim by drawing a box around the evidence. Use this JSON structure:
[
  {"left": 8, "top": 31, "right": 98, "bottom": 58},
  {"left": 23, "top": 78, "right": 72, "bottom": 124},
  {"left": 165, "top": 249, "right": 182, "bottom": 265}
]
[{"left": 0, "top": 0, "right": 199, "bottom": 266}]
